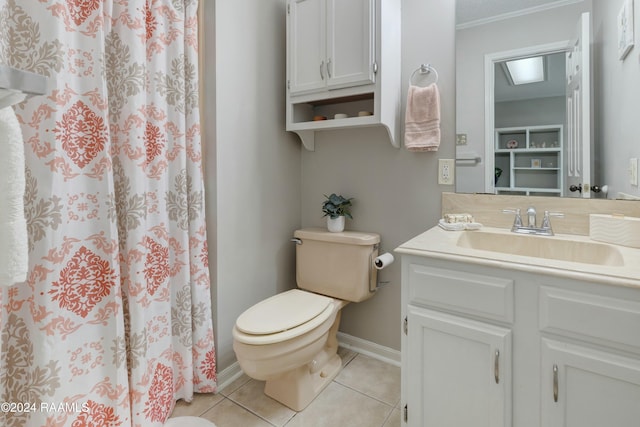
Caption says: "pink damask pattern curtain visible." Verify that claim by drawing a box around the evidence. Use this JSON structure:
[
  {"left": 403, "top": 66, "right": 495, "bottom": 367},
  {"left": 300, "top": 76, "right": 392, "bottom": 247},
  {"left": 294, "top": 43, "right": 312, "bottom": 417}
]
[{"left": 0, "top": 1, "right": 216, "bottom": 426}]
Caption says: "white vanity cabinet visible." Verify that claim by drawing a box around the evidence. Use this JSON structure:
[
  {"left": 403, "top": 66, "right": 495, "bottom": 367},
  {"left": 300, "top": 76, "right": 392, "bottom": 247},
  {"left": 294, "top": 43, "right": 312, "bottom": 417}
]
[
  {"left": 402, "top": 262, "right": 513, "bottom": 427},
  {"left": 541, "top": 339, "right": 640, "bottom": 427},
  {"left": 407, "top": 307, "right": 511, "bottom": 427},
  {"left": 538, "top": 286, "right": 640, "bottom": 427},
  {"left": 285, "top": 0, "right": 401, "bottom": 150},
  {"left": 399, "top": 251, "right": 640, "bottom": 427}
]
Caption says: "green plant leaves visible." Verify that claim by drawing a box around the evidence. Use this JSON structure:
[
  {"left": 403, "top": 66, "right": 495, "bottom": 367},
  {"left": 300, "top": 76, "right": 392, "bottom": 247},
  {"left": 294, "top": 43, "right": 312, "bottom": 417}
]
[{"left": 321, "top": 193, "right": 353, "bottom": 219}]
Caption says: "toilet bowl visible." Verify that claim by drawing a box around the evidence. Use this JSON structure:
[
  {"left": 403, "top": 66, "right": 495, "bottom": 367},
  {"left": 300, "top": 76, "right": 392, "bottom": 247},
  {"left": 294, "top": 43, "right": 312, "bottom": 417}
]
[
  {"left": 232, "top": 228, "right": 380, "bottom": 411},
  {"left": 233, "top": 290, "right": 348, "bottom": 410}
]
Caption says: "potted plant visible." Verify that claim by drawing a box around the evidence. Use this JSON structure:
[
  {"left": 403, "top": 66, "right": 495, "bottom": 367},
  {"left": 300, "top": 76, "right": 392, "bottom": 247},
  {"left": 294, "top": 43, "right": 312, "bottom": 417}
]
[{"left": 321, "top": 193, "right": 353, "bottom": 232}]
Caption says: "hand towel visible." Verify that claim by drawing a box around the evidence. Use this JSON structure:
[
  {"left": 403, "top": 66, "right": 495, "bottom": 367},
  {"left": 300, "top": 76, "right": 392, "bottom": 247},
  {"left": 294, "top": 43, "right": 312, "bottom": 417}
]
[
  {"left": 0, "top": 106, "right": 28, "bottom": 287},
  {"left": 404, "top": 83, "right": 441, "bottom": 151}
]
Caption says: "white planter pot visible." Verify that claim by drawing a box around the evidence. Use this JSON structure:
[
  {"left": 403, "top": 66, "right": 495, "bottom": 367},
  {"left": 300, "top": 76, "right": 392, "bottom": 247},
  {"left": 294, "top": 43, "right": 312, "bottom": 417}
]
[{"left": 326, "top": 216, "right": 345, "bottom": 232}]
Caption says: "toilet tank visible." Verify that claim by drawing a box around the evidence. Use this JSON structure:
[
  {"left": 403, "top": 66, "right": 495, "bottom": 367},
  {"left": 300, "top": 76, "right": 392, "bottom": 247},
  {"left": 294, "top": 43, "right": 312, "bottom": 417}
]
[{"left": 293, "top": 228, "right": 380, "bottom": 302}]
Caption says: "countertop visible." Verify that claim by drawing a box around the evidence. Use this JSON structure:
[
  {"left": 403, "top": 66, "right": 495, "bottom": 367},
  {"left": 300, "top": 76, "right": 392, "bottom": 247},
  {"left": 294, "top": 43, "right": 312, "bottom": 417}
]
[{"left": 395, "top": 225, "right": 640, "bottom": 289}]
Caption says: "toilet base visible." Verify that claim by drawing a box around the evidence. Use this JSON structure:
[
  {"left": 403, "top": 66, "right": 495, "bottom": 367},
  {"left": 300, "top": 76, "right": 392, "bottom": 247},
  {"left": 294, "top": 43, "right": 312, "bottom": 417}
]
[{"left": 264, "top": 353, "right": 342, "bottom": 411}]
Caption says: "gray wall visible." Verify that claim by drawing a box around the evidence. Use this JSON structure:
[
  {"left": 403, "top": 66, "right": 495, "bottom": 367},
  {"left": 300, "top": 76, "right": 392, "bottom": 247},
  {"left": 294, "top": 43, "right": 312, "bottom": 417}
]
[
  {"left": 203, "top": 0, "right": 640, "bottom": 374},
  {"left": 593, "top": 0, "right": 640, "bottom": 197},
  {"left": 495, "top": 97, "right": 566, "bottom": 128},
  {"left": 205, "top": 0, "right": 456, "bottom": 371},
  {"left": 300, "top": 0, "right": 456, "bottom": 351},
  {"left": 455, "top": 1, "right": 591, "bottom": 194},
  {"left": 205, "top": 0, "right": 302, "bottom": 371}
]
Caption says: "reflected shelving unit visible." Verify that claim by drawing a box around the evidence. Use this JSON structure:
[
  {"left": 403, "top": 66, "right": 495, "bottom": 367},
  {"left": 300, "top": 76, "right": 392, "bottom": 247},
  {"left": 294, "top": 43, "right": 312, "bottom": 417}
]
[{"left": 494, "top": 125, "right": 564, "bottom": 196}]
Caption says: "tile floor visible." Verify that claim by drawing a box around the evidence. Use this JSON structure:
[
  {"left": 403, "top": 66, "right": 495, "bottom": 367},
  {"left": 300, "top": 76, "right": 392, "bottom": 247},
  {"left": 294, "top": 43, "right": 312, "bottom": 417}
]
[{"left": 170, "top": 348, "right": 401, "bottom": 427}]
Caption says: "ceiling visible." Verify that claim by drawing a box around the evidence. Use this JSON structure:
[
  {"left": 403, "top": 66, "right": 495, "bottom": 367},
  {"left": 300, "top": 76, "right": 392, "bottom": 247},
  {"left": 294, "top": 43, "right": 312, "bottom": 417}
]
[
  {"left": 457, "top": 0, "right": 578, "bottom": 101},
  {"left": 456, "top": 0, "right": 581, "bottom": 27},
  {"left": 495, "top": 52, "right": 566, "bottom": 102}
]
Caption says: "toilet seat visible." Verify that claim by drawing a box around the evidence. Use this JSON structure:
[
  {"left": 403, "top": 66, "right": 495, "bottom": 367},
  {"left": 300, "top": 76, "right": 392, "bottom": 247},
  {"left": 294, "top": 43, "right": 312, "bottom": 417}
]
[{"left": 234, "top": 289, "right": 337, "bottom": 345}]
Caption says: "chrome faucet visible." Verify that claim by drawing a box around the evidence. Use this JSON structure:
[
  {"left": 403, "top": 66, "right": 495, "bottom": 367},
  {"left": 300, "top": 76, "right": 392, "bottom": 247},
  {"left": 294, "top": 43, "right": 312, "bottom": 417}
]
[
  {"left": 526, "top": 206, "right": 537, "bottom": 228},
  {"left": 503, "top": 207, "right": 564, "bottom": 236}
]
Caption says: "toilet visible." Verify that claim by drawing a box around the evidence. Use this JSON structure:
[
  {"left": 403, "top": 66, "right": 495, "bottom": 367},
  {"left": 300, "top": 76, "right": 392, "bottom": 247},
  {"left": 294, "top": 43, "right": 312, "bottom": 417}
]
[{"left": 232, "top": 228, "right": 380, "bottom": 411}]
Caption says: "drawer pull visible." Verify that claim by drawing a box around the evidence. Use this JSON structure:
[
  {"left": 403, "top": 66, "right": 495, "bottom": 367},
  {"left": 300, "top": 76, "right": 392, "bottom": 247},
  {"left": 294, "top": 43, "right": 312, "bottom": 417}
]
[
  {"left": 553, "top": 364, "right": 559, "bottom": 402},
  {"left": 494, "top": 350, "right": 500, "bottom": 384}
]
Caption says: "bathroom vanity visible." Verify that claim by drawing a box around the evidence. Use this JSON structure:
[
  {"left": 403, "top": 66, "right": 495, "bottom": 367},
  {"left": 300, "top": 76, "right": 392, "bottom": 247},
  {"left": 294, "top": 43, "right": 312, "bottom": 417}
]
[{"left": 396, "top": 226, "right": 640, "bottom": 427}]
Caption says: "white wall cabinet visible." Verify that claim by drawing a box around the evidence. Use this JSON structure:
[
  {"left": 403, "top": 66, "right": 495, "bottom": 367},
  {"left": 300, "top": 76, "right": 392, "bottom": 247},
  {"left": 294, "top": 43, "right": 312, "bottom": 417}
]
[
  {"left": 288, "top": 0, "right": 375, "bottom": 95},
  {"left": 400, "top": 255, "right": 640, "bottom": 427},
  {"left": 288, "top": 0, "right": 326, "bottom": 95},
  {"left": 286, "top": 0, "right": 400, "bottom": 150}
]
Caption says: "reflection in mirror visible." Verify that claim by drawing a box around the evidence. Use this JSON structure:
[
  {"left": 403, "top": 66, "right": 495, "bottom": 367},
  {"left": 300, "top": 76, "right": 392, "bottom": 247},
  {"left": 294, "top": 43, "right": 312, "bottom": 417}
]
[
  {"left": 455, "top": 0, "right": 640, "bottom": 200},
  {"left": 491, "top": 50, "right": 568, "bottom": 197}
]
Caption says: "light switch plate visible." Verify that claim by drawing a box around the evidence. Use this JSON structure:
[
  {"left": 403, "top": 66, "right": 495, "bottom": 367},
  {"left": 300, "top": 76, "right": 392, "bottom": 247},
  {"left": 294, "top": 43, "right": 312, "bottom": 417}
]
[
  {"left": 439, "top": 159, "right": 455, "bottom": 185},
  {"left": 630, "top": 158, "right": 638, "bottom": 186}
]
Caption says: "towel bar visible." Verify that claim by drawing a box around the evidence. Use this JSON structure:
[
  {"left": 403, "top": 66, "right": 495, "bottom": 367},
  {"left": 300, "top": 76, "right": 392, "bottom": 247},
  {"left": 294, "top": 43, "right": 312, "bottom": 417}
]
[{"left": 455, "top": 156, "right": 482, "bottom": 166}]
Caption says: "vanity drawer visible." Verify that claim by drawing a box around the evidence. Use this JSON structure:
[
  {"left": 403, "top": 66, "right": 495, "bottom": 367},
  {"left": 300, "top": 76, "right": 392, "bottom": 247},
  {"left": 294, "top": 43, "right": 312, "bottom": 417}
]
[
  {"left": 408, "top": 264, "right": 514, "bottom": 323},
  {"left": 539, "top": 286, "right": 640, "bottom": 351}
]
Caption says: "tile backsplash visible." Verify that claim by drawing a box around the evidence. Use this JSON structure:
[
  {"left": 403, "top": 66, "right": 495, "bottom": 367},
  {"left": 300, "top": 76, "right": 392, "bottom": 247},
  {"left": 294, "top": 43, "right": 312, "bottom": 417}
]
[{"left": 442, "top": 192, "right": 640, "bottom": 236}]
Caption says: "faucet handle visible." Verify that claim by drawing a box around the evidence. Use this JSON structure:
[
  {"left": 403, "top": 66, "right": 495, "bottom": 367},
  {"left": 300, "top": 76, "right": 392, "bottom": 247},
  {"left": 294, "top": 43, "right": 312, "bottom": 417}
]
[
  {"left": 541, "top": 211, "right": 564, "bottom": 231},
  {"left": 502, "top": 208, "right": 523, "bottom": 229}
]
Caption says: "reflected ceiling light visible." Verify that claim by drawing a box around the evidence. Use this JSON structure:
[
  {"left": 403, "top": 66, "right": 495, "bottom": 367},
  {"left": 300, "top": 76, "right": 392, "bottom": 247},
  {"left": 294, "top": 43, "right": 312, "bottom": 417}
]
[{"left": 504, "top": 56, "right": 545, "bottom": 85}]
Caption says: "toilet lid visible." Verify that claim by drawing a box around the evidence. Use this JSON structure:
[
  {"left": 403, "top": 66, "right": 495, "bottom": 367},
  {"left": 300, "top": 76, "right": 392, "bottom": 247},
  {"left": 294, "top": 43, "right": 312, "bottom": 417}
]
[{"left": 236, "top": 289, "right": 333, "bottom": 335}]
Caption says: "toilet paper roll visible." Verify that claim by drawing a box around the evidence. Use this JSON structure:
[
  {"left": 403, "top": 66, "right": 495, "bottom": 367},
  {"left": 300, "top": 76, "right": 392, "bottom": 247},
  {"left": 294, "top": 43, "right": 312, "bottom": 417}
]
[{"left": 374, "top": 252, "right": 395, "bottom": 270}]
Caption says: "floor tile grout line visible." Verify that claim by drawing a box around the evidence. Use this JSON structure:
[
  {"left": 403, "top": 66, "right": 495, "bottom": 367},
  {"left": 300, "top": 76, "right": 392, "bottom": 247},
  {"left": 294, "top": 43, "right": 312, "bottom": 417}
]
[
  {"left": 224, "top": 392, "right": 285, "bottom": 427},
  {"left": 191, "top": 349, "right": 399, "bottom": 426},
  {"left": 379, "top": 402, "right": 401, "bottom": 427},
  {"left": 198, "top": 395, "right": 227, "bottom": 417},
  {"left": 331, "top": 378, "right": 400, "bottom": 409}
]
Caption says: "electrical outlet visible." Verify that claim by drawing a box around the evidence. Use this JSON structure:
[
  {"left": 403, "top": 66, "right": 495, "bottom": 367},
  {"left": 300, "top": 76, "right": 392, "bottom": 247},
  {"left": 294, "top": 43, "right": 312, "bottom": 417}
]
[
  {"left": 456, "top": 133, "right": 468, "bottom": 145},
  {"left": 439, "top": 159, "right": 455, "bottom": 185},
  {"left": 630, "top": 158, "right": 638, "bottom": 186}
]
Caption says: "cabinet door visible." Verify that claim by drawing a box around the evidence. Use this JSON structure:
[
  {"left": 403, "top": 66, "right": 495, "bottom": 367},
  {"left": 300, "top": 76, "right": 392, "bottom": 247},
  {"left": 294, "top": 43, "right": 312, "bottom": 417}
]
[
  {"left": 326, "top": 0, "right": 375, "bottom": 89},
  {"left": 288, "top": 0, "right": 326, "bottom": 94},
  {"left": 541, "top": 338, "right": 640, "bottom": 427},
  {"left": 407, "top": 306, "right": 511, "bottom": 427}
]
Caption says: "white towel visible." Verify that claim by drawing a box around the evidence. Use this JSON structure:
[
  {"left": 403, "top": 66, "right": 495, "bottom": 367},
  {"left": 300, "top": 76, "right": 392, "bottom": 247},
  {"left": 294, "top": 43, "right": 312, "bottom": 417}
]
[
  {"left": 0, "top": 106, "right": 28, "bottom": 287},
  {"left": 404, "top": 83, "right": 441, "bottom": 151}
]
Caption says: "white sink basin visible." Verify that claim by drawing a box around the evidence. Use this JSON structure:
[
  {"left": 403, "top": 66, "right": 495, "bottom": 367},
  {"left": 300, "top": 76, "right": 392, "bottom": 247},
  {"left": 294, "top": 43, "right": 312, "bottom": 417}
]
[{"left": 456, "top": 231, "right": 624, "bottom": 267}]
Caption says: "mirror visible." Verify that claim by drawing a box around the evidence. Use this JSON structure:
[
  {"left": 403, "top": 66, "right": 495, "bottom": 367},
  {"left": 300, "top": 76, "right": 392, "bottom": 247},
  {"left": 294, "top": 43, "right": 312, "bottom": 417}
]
[{"left": 455, "top": 0, "right": 640, "bottom": 200}]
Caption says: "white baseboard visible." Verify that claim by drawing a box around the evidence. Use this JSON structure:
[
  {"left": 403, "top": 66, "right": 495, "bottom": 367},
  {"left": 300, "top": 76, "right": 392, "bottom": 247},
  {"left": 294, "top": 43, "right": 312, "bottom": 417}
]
[
  {"left": 216, "top": 361, "right": 244, "bottom": 393},
  {"left": 215, "top": 333, "right": 401, "bottom": 393},
  {"left": 337, "top": 332, "right": 401, "bottom": 367}
]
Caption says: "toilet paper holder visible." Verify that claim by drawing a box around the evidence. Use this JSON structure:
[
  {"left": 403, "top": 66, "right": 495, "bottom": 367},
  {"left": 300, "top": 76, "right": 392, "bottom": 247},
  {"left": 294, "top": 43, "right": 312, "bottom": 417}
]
[{"left": 374, "top": 252, "right": 394, "bottom": 269}]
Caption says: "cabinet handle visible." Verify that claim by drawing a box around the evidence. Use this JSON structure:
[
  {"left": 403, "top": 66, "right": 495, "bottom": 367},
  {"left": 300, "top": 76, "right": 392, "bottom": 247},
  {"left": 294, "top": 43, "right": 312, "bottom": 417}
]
[
  {"left": 319, "top": 61, "right": 325, "bottom": 80},
  {"left": 553, "top": 364, "right": 559, "bottom": 403},
  {"left": 494, "top": 350, "right": 500, "bottom": 384},
  {"left": 326, "top": 58, "right": 332, "bottom": 78}
]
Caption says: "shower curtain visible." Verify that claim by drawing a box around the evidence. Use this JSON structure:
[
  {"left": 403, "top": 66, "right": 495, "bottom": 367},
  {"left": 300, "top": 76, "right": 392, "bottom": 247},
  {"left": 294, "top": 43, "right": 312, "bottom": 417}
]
[{"left": 0, "top": 1, "right": 216, "bottom": 426}]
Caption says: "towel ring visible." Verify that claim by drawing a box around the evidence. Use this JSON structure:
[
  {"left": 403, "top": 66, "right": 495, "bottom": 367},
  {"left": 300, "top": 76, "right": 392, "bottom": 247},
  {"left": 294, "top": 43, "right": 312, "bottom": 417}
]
[{"left": 410, "top": 63, "right": 439, "bottom": 86}]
